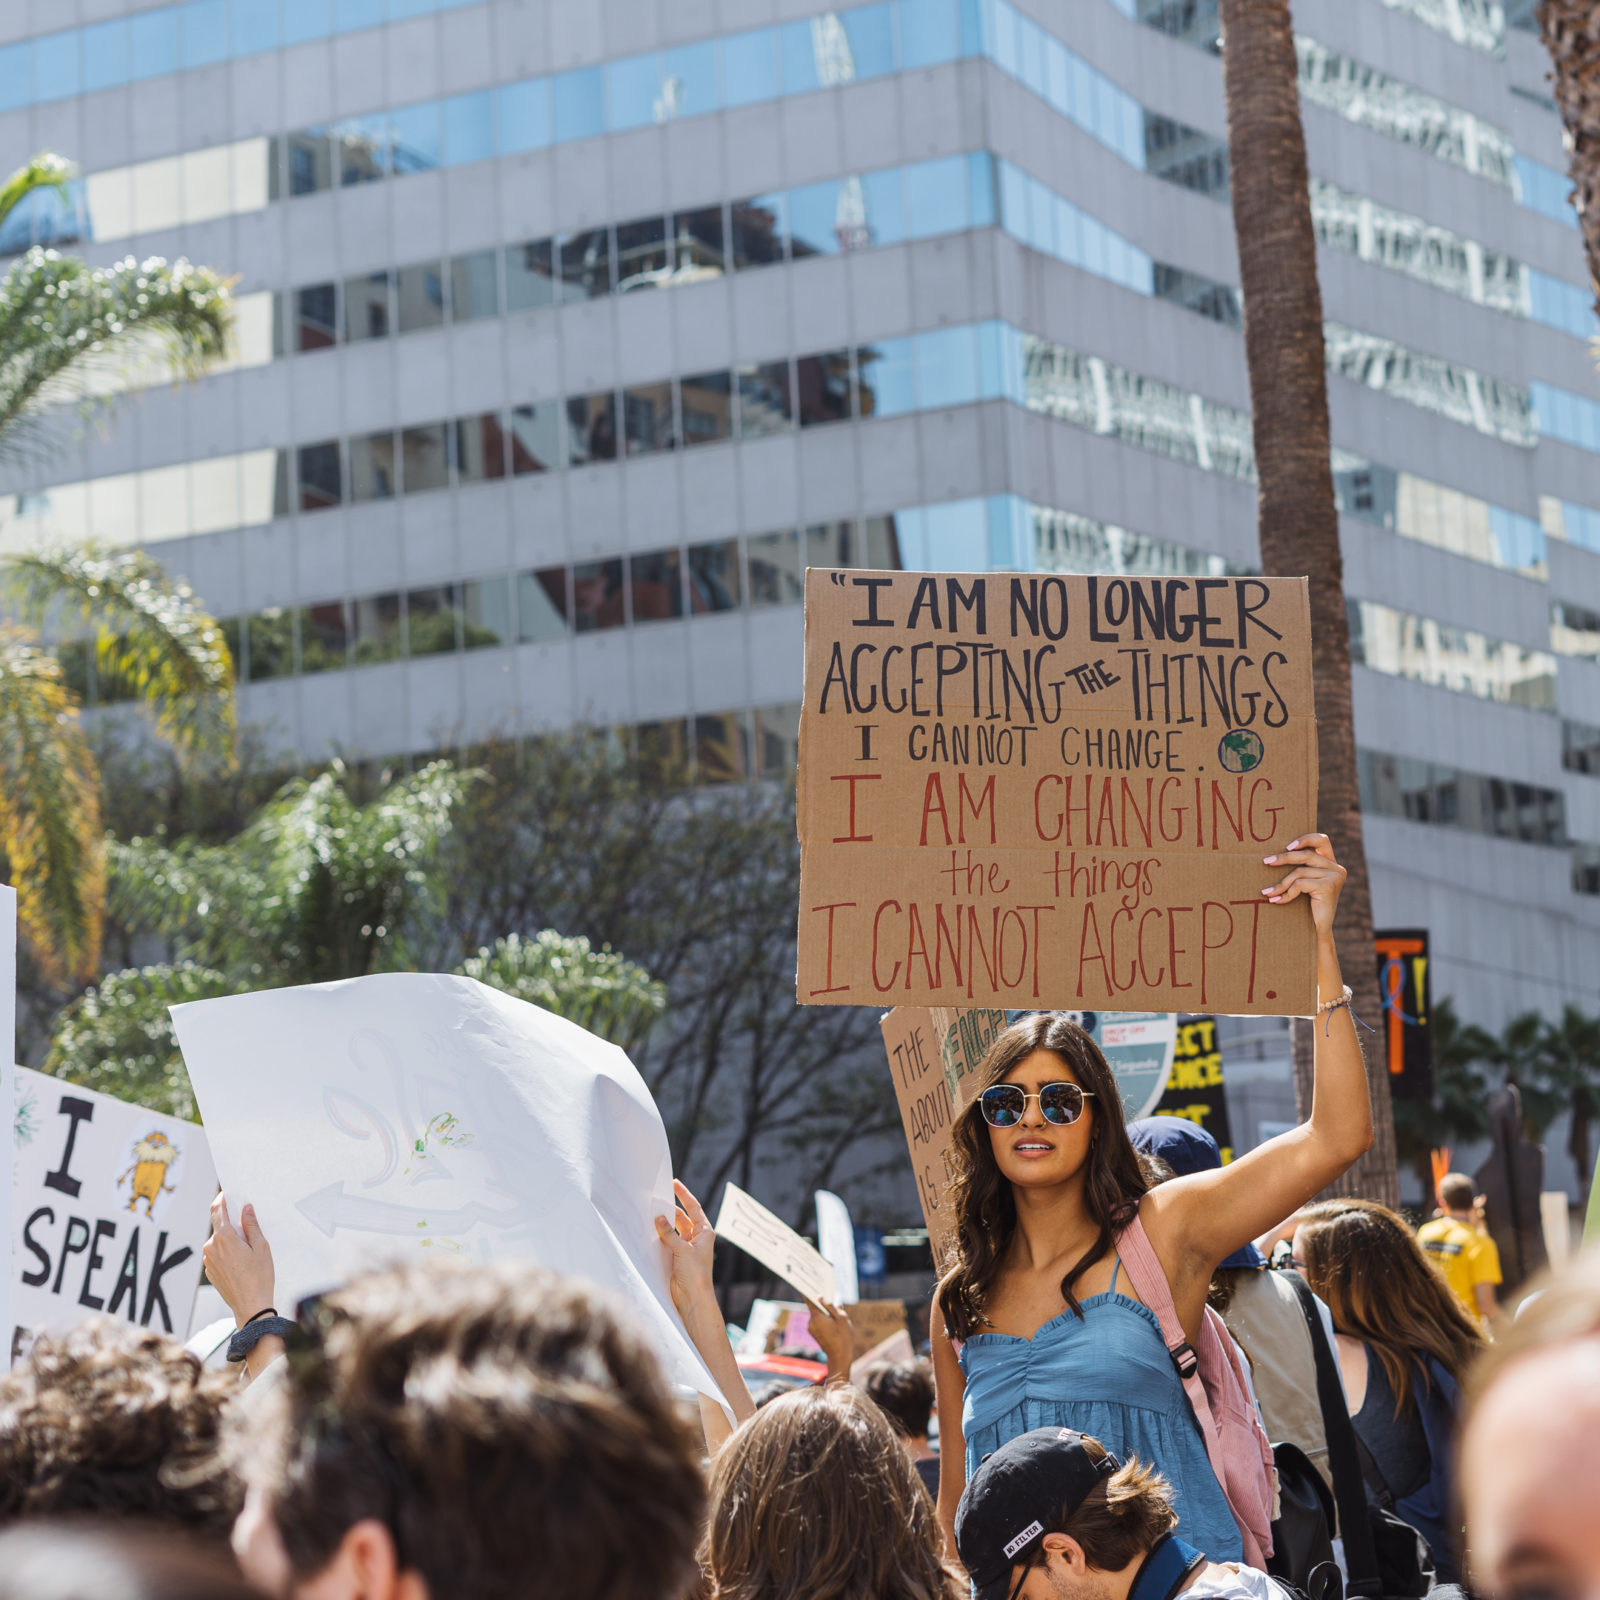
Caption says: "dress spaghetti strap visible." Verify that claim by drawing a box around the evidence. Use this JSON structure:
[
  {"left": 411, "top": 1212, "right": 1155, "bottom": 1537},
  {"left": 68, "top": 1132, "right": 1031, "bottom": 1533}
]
[{"left": 1109, "top": 1254, "right": 1123, "bottom": 1297}]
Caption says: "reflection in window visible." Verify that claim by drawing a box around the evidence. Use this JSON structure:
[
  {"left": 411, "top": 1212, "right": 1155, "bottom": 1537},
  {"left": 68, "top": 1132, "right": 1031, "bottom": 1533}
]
[
  {"left": 1152, "top": 265, "right": 1240, "bottom": 327},
  {"left": 615, "top": 217, "right": 670, "bottom": 292},
  {"left": 1359, "top": 749, "right": 1565, "bottom": 847},
  {"left": 860, "top": 514, "right": 901, "bottom": 569},
  {"left": 756, "top": 703, "right": 801, "bottom": 779},
  {"left": 450, "top": 249, "right": 500, "bottom": 322},
  {"left": 680, "top": 372, "right": 733, "bottom": 445},
  {"left": 688, "top": 540, "right": 741, "bottom": 613},
  {"left": 505, "top": 240, "right": 560, "bottom": 311},
  {"left": 674, "top": 206, "right": 726, "bottom": 275},
  {"left": 288, "top": 129, "right": 333, "bottom": 195},
  {"left": 747, "top": 530, "right": 800, "bottom": 606},
  {"left": 636, "top": 718, "right": 691, "bottom": 785},
  {"left": 294, "top": 283, "right": 338, "bottom": 351},
  {"left": 352, "top": 593, "right": 402, "bottom": 664},
  {"left": 397, "top": 262, "right": 445, "bottom": 333},
  {"left": 559, "top": 230, "right": 612, "bottom": 299},
  {"left": 566, "top": 395, "right": 618, "bottom": 465},
  {"left": 731, "top": 195, "right": 788, "bottom": 268},
  {"left": 246, "top": 608, "right": 295, "bottom": 681},
  {"left": 337, "top": 113, "right": 391, "bottom": 185},
  {"left": 797, "top": 350, "right": 853, "bottom": 426},
  {"left": 1143, "top": 115, "right": 1230, "bottom": 198},
  {"left": 1348, "top": 599, "right": 1557, "bottom": 711},
  {"left": 298, "top": 601, "right": 350, "bottom": 674},
  {"left": 623, "top": 384, "right": 676, "bottom": 455},
  {"left": 455, "top": 414, "right": 507, "bottom": 482},
  {"left": 441, "top": 90, "right": 494, "bottom": 167},
  {"left": 696, "top": 712, "right": 750, "bottom": 784},
  {"left": 1516, "top": 156, "right": 1579, "bottom": 228},
  {"left": 571, "top": 559, "right": 626, "bottom": 631},
  {"left": 345, "top": 271, "right": 392, "bottom": 341},
  {"left": 1033, "top": 509, "right": 1233, "bottom": 578},
  {"left": 1532, "top": 380, "right": 1600, "bottom": 455},
  {"left": 510, "top": 403, "right": 561, "bottom": 473},
  {"left": 737, "top": 362, "right": 793, "bottom": 436},
  {"left": 1563, "top": 719, "right": 1600, "bottom": 777},
  {"left": 401, "top": 424, "right": 448, "bottom": 493},
  {"left": 1552, "top": 600, "right": 1600, "bottom": 661},
  {"left": 629, "top": 548, "right": 684, "bottom": 622},
  {"left": 518, "top": 567, "right": 570, "bottom": 641},
  {"left": 1543, "top": 498, "right": 1600, "bottom": 554},
  {"left": 349, "top": 431, "right": 397, "bottom": 501},
  {"left": 406, "top": 586, "right": 460, "bottom": 656},
  {"left": 857, "top": 337, "right": 914, "bottom": 419},
  {"left": 463, "top": 576, "right": 513, "bottom": 648},
  {"left": 297, "top": 441, "right": 342, "bottom": 511}
]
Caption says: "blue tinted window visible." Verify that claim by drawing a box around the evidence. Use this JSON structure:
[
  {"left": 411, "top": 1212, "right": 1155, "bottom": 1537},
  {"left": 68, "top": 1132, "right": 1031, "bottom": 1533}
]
[
  {"left": 335, "top": 0, "right": 384, "bottom": 29},
  {"left": 387, "top": 0, "right": 438, "bottom": 16},
  {"left": 789, "top": 179, "right": 844, "bottom": 256},
  {"left": 282, "top": 0, "right": 333, "bottom": 45},
  {"left": 441, "top": 90, "right": 494, "bottom": 165},
  {"left": 181, "top": 0, "right": 229, "bottom": 67},
  {"left": 722, "top": 29, "right": 778, "bottom": 107},
  {"left": 1055, "top": 194, "right": 1082, "bottom": 264},
  {"left": 1026, "top": 174, "right": 1054, "bottom": 253},
  {"left": 920, "top": 499, "right": 988, "bottom": 568},
  {"left": 1044, "top": 35, "right": 1068, "bottom": 111},
  {"left": 499, "top": 80, "right": 550, "bottom": 152},
  {"left": 231, "top": 0, "right": 278, "bottom": 53},
  {"left": 82, "top": 20, "right": 128, "bottom": 91},
  {"left": 553, "top": 67, "right": 604, "bottom": 142},
  {"left": 33, "top": 31, "right": 80, "bottom": 101},
  {"left": 968, "top": 151, "right": 995, "bottom": 225},
  {"left": 662, "top": 40, "right": 717, "bottom": 118},
  {"left": 1015, "top": 11, "right": 1044, "bottom": 97},
  {"left": 859, "top": 336, "right": 915, "bottom": 417},
  {"left": 843, "top": 5, "right": 896, "bottom": 79},
  {"left": 997, "top": 158, "right": 1025, "bottom": 235},
  {"left": 130, "top": 9, "right": 179, "bottom": 78},
  {"left": 916, "top": 325, "right": 979, "bottom": 408},
  {"left": 861, "top": 168, "right": 904, "bottom": 245},
  {"left": 390, "top": 102, "right": 440, "bottom": 173},
  {"left": 606, "top": 53, "right": 659, "bottom": 133},
  {"left": 977, "top": 322, "right": 1024, "bottom": 402},
  {"left": 1069, "top": 54, "right": 1093, "bottom": 126},
  {"left": 780, "top": 19, "right": 822, "bottom": 92},
  {"left": 1488, "top": 507, "right": 1545, "bottom": 571},
  {"left": 904, "top": 155, "right": 960, "bottom": 237},
  {"left": 991, "top": 0, "right": 1017, "bottom": 74},
  {"left": 958, "top": 0, "right": 986, "bottom": 56},
  {"left": 1080, "top": 212, "right": 1108, "bottom": 278},
  {"left": 900, "top": 0, "right": 958, "bottom": 67}
]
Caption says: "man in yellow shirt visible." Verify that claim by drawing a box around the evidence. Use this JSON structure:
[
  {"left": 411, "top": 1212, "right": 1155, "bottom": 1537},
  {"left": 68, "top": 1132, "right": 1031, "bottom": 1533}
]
[{"left": 1418, "top": 1172, "right": 1502, "bottom": 1328}]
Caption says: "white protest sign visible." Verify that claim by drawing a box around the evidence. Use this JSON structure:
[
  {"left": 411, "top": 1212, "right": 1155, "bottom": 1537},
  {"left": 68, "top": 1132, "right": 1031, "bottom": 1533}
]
[
  {"left": 715, "top": 1182, "right": 838, "bottom": 1305},
  {"left": 0, "top": 886, "right": 13, "bottom": 1348},
  {"left": 170, "top": 973, "right": 724, "bottom": 1405},
  {"left": 814, "top": 1188, "right": 859, "bottom": 1304},
  {"left": 11, "top": 1067, "right": 216, "bottom": 1362}
]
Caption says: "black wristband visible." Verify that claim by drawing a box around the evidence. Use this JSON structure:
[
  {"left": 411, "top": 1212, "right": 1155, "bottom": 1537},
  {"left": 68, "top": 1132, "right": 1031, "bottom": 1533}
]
[
  {"left": 227, "top": 1316, "right": 294, "bottom": 1363},
  {"left": 244, "top": 1307, "right": 278, "bottom": 1326}
]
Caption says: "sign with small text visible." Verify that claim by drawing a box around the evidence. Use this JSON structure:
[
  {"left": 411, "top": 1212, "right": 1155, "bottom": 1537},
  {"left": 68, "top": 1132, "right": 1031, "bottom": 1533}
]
[
  {"left": 1149, "top": 1015, "right": 1234, "bottom": 1161},
  {"left": 798, "top": 570, "right": 1318, "bottom": 1014}
]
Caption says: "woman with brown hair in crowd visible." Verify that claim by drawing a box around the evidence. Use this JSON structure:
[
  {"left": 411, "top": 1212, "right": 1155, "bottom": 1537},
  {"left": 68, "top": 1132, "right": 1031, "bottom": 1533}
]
[
  {"left": 930, "top": 835, "right": 1374, "bottom": 1565},
  {"left": 1289, "top": 1199, "right": 1484, "bottom": 1583}
]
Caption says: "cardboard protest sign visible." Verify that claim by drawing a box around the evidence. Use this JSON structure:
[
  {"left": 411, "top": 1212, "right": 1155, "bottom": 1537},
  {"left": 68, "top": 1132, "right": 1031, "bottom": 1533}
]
[
  {"left": 850, "top": 1328, "right": 916, "bottom": 1383},
  {"left": 170, "top": 975, "right": 724, "bottom": 1406},
  {"left": 11, "top": 1068, "right": 216, "bottom": 1361},
  {"left": 845, "top": 1297, "right": 908, "bottom": 1357},
  {"left": 881, "top": 1006, "right": 1006, "bottom": 1268},
  {"left": 798, "top": 570, "right": 1317, "bottom": 1014},
  {"left": 716, "top": 1183, "right": 838, "bottom": 1305},
  {"left": 1149, "top": 1016, "right": 1234, "bottom": 1160}
]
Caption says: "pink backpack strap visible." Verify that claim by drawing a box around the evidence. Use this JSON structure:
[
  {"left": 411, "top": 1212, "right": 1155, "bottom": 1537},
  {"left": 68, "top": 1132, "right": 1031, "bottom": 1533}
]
[{"left": 1112, "top": 1212, "right": 1206, "bottom": 1386}]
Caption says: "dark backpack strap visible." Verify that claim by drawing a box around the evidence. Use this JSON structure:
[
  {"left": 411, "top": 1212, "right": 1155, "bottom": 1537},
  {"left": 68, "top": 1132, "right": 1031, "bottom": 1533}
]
[
  {"left": 1128, "top": 1535, "right": 1207, "bottom": 1600},
  {"left": 1278, "top": 1269, "right": 1382, "bottom": 1597}
]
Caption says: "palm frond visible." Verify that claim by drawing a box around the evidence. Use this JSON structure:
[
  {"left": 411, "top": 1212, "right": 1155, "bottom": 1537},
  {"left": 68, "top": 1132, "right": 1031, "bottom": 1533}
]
[
  {"left": 0, "top": 154, "right": 73, "bottom": 232},
  {"left": 0, "top": 251, "right": 232, "bottom": 451},
  {"left": 8, "top": 545, "right": 236, "bottom": 763},
  {"left": 0, "top": 624, "right": 103, "bottom": 980},
  {"left": 106, "top": 834, "right": 270, "bottom": 974}
]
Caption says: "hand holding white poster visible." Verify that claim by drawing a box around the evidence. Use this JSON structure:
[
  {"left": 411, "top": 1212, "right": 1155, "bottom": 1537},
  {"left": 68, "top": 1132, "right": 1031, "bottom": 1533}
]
[
  {"left": 170, "top": 974, "right": 724, "bottom": 1405},
  {"left": 715, "top": 1183, "right": 837, "bottom": 1305}
]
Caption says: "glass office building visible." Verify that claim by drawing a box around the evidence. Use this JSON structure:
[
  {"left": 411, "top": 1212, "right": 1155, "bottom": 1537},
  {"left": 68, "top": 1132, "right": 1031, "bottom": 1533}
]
[{"left": 4, "top": 0, "right": 1600, "bottom": 1131}]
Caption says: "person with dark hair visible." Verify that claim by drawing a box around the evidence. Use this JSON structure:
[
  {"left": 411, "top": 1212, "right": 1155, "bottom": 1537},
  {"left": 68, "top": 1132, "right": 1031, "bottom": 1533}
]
[
  {"left": 703, "top": 1383, "right": 964, "bottom": 1600},
  {"left": 0, "top": 1523, "right": 260, "bottom": 1600},
  {"left": 931, "top": 835, "right": 1373, "bottom": 1564},
  {"left": 955, "top": 1428, "right": 1293, "bottom": 1600},
  {"left": 1292, "top": 1198, "right": 1485, "bottom": 1583},
  {"left": 0, "top": 1320, "right": 240, "bottom": 1541},
  {"left": 863, "top": 1360, "right": 941, "bottom": 1500},
  {"left": 226, "top": 1259, "right": 707, "bottom": 1600},
  {"left": 1417, "top": 1172, "right": 1501, "bottom": 1329}
]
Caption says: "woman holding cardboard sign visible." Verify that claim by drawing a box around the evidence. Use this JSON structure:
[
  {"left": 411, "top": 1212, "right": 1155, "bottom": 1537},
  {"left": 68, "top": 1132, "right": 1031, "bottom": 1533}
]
[{"left": 930, "top": 833, "right": 1372, "bottom": 1567}]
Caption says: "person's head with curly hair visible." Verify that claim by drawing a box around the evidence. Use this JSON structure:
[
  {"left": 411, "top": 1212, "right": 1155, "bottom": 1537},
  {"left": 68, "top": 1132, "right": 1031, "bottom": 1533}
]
[{"left": 0, "top": 1318, "right": 239, "bottom": 1540}]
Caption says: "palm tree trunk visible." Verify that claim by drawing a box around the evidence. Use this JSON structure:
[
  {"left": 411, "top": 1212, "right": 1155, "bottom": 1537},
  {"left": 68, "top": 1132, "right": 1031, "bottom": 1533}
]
[
  {"left": 1538, "top": 3, "right": 1600, "bottom": 320},
  {"left": 1218, "top": 0, "right": 1398, "bottom": 1207}
]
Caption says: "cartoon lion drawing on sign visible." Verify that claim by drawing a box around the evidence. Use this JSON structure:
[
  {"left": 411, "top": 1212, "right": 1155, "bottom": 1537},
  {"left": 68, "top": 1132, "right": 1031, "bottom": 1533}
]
[{"left": 118, "top": 1132, "right": 180, "bottom": 1218}]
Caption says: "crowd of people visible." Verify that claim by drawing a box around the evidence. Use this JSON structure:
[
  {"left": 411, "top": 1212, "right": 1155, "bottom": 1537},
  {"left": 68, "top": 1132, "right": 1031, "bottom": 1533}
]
[{"left": 0, "top": 832, "right": 1594, "bottom": 1600}]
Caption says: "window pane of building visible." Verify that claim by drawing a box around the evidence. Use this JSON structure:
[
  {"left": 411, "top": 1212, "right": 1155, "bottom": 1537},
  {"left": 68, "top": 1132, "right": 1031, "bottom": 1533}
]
[
  {"left": 662, "top": 40, "right": 718, "bottom": 118},
  {"left": 731, "top": 194, "right": 787, "bottom": 267},
  {"left": 797, "top": 349, "right": 853, "bottom": 426},
  {"left": 857, "top": 336, "right": 915, "bottom": 417},
  {"left": 790, "top": 178, "right": 845, "bottom": 257},
  {"left": 337, "top": 112, "right": 391, "bottom": 184},
  {"left": 803, "top": 520, "right": 859, "bottom": 568},
  {"left": 571, "top": 558, "right": 626, "bottom": 631},
  {"left": 566, "top": 394, "right": 619, "bottom": 464},
  {"left": 696, "top": 712, "right": 751, "bottom": 783},
  {"left": 455, "top": 413, "right": 507, "bottom": 482},
  {"left": 861, "top": 514, "right": 902, "bottom": 568},
  {"left": 606, "top": 53, "right": 660, "bottom": 134},
  {"left": 672, "top": 206, "right": 726, "bottom": 278},
  {"left": 559, "top": 229, "right": 613, "bottom": 298},
  {"left": 552, "top": 65, "right": 604, "bottom": 142},
  {"left": 722, "top": 28, "right": 779, "bottom": 107},
  {"left": 298, "top": 600, "right": 350, "bottom": 674},
  {"left": 737, "top": 361, "right": 793, "bottom": 435},
  {"left": 756, "top": 702, "right": 800, "bottom": 778},
  {"left": 1552, "top": 599, "right": 1600, "bottom": 660},
  {"left": 636, "top": 718, "right": 691, "bottom": 784},
  {"left": 505, "top": 240, "right": 559, "bottom": 311},
  {"left": 517, "top": 567, "right": 570, "bottom": 641},
  {"left": 463, "top": 576, "right": 513, "bottom": 648},
  {"left": 747, "top": 529, "right": 800, "bottom": 606},
  {"left": 680, "top": 371, "right": 733, "bottom": 445},
  {"left": 349, "top": 431, "right": 397, "bottom": 501},
  {"left": 1563, "top": 719, "right": 1600, "bottom": 775},
  {"left": 616, "top": 215, "right": 670, "bottom": 292},
  {"left": 510, "top": 402, "right": 562, "bottom": 472},
  {"left": 294, "top": 282, "right": 338, "bottom": 350},
  {"left": 623, "top": 383, "right": 676, "bottom": 455},
  {"left": 498, "top": 80, "right": 551, "bottom": 153},
  {"left": 900, "top": 0, "right": 959, "bottom": 66},
  {"left": 246, "top": 608, "right": 296, "bottom": 680},
  {"left": 390, "top": 102, "right": 441, "bottom": 174},
  {"left": 688, "top": 539, "right": 741, "bottom": 612},
  {"left": 401, "top": 423, "right": 448, "bottom": 493},
  {"left": 297, "top": 441, "right": 342, "bottom": 510},
  {"left": 407, "top": 585, "right": 461, "bottom": 655},
  {"left": 352, "top": 592, "right": 402, "bottom": 663},
  {"left": 629, "top": 548, "right": 684, "bottom": 622},
  {"left": 396, "top": 262, "right": 445, "bottom": 333},
  {"left": 450, "top": 249, "right": 499, "bottom": 321},
  {"left": 287, "top": 128, "right": 334, "bottom": 195},
  {"left": 441, "top": 90, "right": 494, "bottom": 166},
  {"left": 345, "top": 270, "right": 392, "bottom": 340}
]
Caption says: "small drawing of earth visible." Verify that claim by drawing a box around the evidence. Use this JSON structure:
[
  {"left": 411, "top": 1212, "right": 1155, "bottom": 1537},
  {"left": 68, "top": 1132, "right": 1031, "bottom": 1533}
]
[{"left": 1218, "top": 729, "right": 1265, "bottom": 773}]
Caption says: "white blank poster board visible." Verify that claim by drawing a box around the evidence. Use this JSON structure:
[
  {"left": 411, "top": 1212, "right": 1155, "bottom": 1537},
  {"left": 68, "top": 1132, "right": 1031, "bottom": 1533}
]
[{"left": 171, "top": 973, "right": 723, "bottom": 1405}]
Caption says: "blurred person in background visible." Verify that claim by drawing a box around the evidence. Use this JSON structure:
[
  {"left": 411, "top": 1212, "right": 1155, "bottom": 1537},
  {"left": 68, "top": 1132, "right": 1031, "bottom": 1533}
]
[
  {"left": 863, "top": 1360, "right": 941, "bottom": 1501},
  {"left": 1417, "top": 1174, "right": 1501, "bottom": 1330},
  {"left": 0, "top": 1523, "right": 260, "bottom": 1600}
]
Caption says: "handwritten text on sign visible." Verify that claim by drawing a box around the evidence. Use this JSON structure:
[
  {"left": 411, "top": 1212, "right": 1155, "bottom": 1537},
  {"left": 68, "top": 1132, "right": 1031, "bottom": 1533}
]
[{"left": 798, "top": 571, "right": 1318, "bottom": 1015}]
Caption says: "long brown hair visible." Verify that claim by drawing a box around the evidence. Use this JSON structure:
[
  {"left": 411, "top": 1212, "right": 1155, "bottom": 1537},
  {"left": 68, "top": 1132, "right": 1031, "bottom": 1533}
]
[
  {"left": 701, "top": 1385, "right": 963, "bottom": 1600},
  {"left": 1297, "top": 1199, "right": 1485, "bottom": 1414},
  {"left": 939, "top": 1014, "right": 1146, "bottom": 1342}
]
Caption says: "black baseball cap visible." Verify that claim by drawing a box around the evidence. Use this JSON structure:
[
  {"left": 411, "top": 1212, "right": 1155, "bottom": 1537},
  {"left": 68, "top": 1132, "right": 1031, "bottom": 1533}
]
[{"left": 955, "top": 1428, "right": 1120, "bottom": 1600}]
